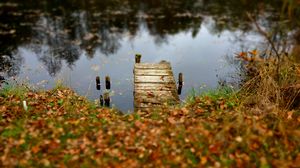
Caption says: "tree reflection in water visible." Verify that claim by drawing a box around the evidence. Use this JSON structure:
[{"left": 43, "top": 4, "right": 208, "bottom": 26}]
[{"left": 0, "top": 0, "right": 299, "bottom": 76}]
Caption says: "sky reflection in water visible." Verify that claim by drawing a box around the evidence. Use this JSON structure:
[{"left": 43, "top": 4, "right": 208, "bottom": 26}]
[
  {"left": 1, "top": 0, "right": 281, "bottom": 112},
  {"left": 14, "top": 16, "right": 262, "bottom": 112}
]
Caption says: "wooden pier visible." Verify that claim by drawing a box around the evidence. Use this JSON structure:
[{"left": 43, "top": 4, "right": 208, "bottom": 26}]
[{"left": 134, "top": 55, "right": 180, "bottom": 111}]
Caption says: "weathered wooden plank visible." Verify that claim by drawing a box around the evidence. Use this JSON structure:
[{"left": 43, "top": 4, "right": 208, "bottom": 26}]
[
  {"left": 134, "top": 98, "right": 163, "bottom": 104},
  {"left": 134, "top": 97, "right": 178, "bottom": 104},
  {"left": 134, "top": 69, "right": 173, "bottom": 76},
  {"left": 135, "top": 76, "right": 176, "bottom": 83},
  {"left": 135, "top": 83, "right": 176, "bottom": 91},
  {"left": 133, "top": 60, "right": 179, "bottom": 111},
  {"left": 134, "top": 102, "right": 163, "bottom": 108},
  {"left": 135, "top": 107, "right": 167, "bottom": 112},
  {"left": 134, "top": 90, "right": 179, "bottom": 104},
  {"left": 134, "top": 63, "right": 171, "bottom": 70},
  {"left": 134, "top": 95, "right": 178, "bottom": 103},
  {"left": 135, "top": 90, "right": 177, "bottom": 96}
]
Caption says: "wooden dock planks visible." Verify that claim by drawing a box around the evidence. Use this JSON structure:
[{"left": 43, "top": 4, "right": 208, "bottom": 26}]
[{"left": 134, "top": 61, "right": 179, "bottom": 111}]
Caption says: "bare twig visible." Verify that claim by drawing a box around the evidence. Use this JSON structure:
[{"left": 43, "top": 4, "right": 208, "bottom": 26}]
[
  {"left": 246, "top": 12, "right": 281, "bottom": 83},
  {"left": 246, "top": 12, "right": 281, "bottom": 59}
]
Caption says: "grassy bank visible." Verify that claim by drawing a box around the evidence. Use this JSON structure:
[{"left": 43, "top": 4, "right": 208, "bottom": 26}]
[
  {"left": 0, "top": 51, "right": 300, "bottom": 167},
  {"left": 0, "top": 87, "right": 299, "bottom": 167}
]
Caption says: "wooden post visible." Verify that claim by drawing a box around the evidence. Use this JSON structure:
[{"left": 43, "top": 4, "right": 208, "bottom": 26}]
[
  {"left": 100, "top": 95, "right": 104, "bottom": 106},
  {"left": 135, "top": 54, "right": 142, "bottom": 63},
  {"left": 96, "top": 76, "right": 101, "bottom": 90},
  {"left": 178, "top": 73, "right": 183, "bottom": 86},
  {"left": 178, "top": 73, "right": 183, "bottom": 95},
  {"left": 104, "top": 92, "right": 110, "bottom": 107},
  {"left": 105, "top": 76, "right": 111, "bottom": 90}
]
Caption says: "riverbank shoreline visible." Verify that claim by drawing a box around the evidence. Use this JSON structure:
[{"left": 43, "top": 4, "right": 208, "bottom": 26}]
[{"left": 0, "top": 81, "right": 300, "bottom": 167}]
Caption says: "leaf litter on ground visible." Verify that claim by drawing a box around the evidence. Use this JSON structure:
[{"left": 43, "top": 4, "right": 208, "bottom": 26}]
[{"left": 0, "top": 86, "right": 300, "bottom": 167}]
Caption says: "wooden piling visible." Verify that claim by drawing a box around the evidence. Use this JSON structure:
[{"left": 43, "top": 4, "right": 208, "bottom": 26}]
[
  {"left": 100, "top": 95, "right": 104, "bottom": 106},
  {"left": 96, "top": 76, "right": 101, "bottom": 90},
  {"left": 104, "top": 92, "right": 110, "bottom": 107},
  {"left": 135, "top": 54, "right": 142, "bottom": 63},
  {"left": 105, "top": 76, "right": 111, "bottom": 90},
  {"left": 178, "top": 73, "right": 183, "bottom": 86},
  {"left": 178, "top": 73, "right": 183, "bottom": 95}
]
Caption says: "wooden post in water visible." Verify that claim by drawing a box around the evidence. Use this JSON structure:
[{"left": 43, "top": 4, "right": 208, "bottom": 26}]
[
  {"left": 104, "top": 92, "right": 110, "bottom": 107},
  {"left": 105, "top": 76, "right": 111, "bottom": 90},
  {"left": 96, "top": 76, "right": 101, "bottom": 90},
  {"left": 178, "top": 73, "right": 183, "bottom": 95},
  {"left": 100, "top": 95, "right": 104, "bottom": 106},
  {"left": 135, "top": 54, "right": 142, "bottom": 63},
  {"left": 178, "top": 73, "right": 183, "bottom": 85}
]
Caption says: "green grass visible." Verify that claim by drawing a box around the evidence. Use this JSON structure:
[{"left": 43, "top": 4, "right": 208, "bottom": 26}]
[
  {"left": 0, "top": 83, "right": 29, "bottom": 98},
  {"left": 185, "top": 86, "right": 239, "bottom": 112},
  {"left": 187, "top": 86, "right": 237, "bottom": 102},
  {"left": 0, "top": 77, "right": 299, "bottom": 167}
]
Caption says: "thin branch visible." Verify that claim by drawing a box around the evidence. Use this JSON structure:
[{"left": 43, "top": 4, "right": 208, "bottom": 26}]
[{"left": 246, "top": 12, "right": 281, "bottom": 59}]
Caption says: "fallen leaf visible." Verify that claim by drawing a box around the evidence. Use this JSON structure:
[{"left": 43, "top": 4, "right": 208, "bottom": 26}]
[
  {"left": 32, "top": 145, "right": 40, "bottom": 154},
  {"left": 167, "top": 117, "right": 176, "bottom": 124},
  {"left": 201, "top": 157, "right": 207, "bottom": 165}
]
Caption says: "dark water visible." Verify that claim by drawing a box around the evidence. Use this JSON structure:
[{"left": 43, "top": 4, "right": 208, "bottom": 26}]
[{"left": 0, "top": 0, "right": 298, "bottom": 112}]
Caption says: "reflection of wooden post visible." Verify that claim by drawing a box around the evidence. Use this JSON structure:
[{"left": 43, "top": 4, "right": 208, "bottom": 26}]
[
  {"left": 135, "top": 54, "right": 142, "bottom": 63},
  {"left": 104, "top": 92, "right": 110, "bottom": 107},
  {"left": 100, "top": 95, "right": 104, "bottom": 106},
  {"left": 178, "top": 85, "right": 182, "bottom": 95},
  {"left": 0, "top": 76, "right": 5, "bottom": 87},
  {"left": 0, "top": 76, "right": 4, "bottom": 82},
  {"left": 178, "top": 73, "right": 183, "bottom": 95},
  {"left": 105, "top": 76, "right": 111, "bottom": 90},
  {"left": 96, "top": 76, "right": 101, "bottom": 90}
]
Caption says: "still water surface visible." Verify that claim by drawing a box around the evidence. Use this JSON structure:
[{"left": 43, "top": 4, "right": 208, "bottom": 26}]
[{"left": 1, "top": 0, "right": 286, "bottom": 112}]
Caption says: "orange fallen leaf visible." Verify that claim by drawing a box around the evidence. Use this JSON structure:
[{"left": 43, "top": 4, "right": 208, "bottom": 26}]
[
  {"left": 249, "top": 49, "right": 258, "bottom": 56},
  {"left": 181, "top": 108, "right": 189, "bottom": 115},
  {"left": 31, "top": 145, "right": 40, "bottom": 154},
  {"left": 196, "top": 108, "right": 204, "bottom": 113},
  {"left": 167, "top": 117, "right": 176, "bottom": 124},
  {"left": 237, "top": 52, "right": 247, "bottom": 58},
  {"left": 209, "top": 143, "right": 221, "bottom": 154},
  {"left": 134, "top": 121, "right": 146, "bottom": 130}
]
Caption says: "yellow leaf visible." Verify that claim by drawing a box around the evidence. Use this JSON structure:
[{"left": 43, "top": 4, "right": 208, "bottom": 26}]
[
  {"left": 18, "top": 139, "right": 25, "bottom": 145},
  {"left": 287, "top": 111, "right": 294, "bottom": 120},
  {"left": 201, "top": 157, "right": 207, "bottom": 165},
  {"left": 249, "top": 49, "right": 258, "bottom": 55},
  {"left": 296, "top": 67, "right": 300, "bottom": 77},
  {"left": 235, "top": 136, "right": 243, "bottom": 142}
]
